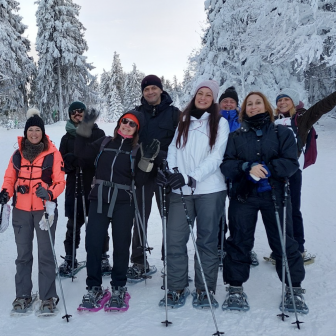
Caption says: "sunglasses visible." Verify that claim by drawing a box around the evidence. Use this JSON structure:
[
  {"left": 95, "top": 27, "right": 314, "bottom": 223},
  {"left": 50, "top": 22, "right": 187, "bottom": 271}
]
[
  {"left": 121, "top": 118, "right": 137, "bottom": 128},
  {"left": 70, "top": 109, "right": 84, "bottom": 115}
]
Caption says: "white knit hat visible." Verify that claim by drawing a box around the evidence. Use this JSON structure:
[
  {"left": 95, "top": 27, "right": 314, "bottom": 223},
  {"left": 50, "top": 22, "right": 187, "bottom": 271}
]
[
  {"left": 194, "top": 80, "right": 219, "bottom": 102},
  {"left": 276, "top": 88, "right": 300, "bottom": 107}
]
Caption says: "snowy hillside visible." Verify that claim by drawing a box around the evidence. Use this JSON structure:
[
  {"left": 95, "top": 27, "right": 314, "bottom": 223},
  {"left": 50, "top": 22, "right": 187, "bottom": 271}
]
[{"left": 0, "top": 116, "right": 335, "bottom": 336}]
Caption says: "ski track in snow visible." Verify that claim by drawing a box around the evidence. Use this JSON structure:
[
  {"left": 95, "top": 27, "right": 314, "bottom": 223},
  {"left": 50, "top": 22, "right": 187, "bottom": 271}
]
[{"left": 0, "top": 116, "right": 335, "bottom": 336}]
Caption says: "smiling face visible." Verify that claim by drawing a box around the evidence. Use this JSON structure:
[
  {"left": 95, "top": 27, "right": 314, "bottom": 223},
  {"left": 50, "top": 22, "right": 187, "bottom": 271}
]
[
  {"left": 27, "top": 126, "right": 43, "bottom": 144},
  {"left": 143, "top": 85, "right": 163, "bottom": 106},
  {"left": 220, "top": 97, "right": 237, "bottom": 111},
  {"left": 245, "top": 94, "right": 266, "bottom": 117},
  {"left": 119, "top": 118, "right": 137, "bottom": 136},
  {"left": 194, "top": 87, "right": 213, "bottom": 110},
  {"left": 70, "top": 109, "right": 84, "bottom": 124},
  {"left": 276, "top": 97, "right": 294, "bottom": 113}
]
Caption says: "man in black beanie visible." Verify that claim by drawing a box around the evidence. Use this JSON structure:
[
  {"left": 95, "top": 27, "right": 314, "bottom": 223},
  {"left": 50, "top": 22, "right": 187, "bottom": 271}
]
[
  {"left": 58, "top": 101, "right": 111, "bottom": 276},
  {"left": 127, "top": 75, "right": 180, "bottom": 280}
]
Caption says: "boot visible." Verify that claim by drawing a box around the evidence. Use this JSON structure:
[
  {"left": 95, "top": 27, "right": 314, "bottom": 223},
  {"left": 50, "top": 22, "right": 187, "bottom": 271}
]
[{"left": 222, "top": 286, "right": 250, "bottom": 311}]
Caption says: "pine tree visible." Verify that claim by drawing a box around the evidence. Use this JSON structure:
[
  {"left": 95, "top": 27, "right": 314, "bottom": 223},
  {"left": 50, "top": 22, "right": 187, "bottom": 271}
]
[
  {"left": 0, "top": 0, "right": 35, "bottom": 123},
  {"left": 123, "top": 64, "right": 143, "bottom": 111},
  {"left": 35, "top": 0, "right": 96, "bottom": 122},
  {"left": 109, "top": 52, "right": 124, "bottom": 103},
  {"left": 108, "top": 87, "right": 124, "bottom": 122}
]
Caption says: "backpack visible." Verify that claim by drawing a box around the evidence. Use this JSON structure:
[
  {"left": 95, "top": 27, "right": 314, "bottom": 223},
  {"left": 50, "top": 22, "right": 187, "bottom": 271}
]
[{"left": 291, "top": 113, "right": 318, "bottom": 169}]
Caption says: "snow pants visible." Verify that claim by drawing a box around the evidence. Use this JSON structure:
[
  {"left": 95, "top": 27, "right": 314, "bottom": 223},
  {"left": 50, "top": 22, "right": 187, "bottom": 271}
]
[
  {"left": 223, "top": 190, "right": 305, "bottom": 287},
  {"left": 289, "top": 169, "right": 305, "bottom": 253},
  {"left": 167, "top": 191, "right": 226, "bottom": 292},
  {"left": 131, "top": 176, "right": 170, "bottom": 264},
  {"left": 12, "top": 207, "right": 58, "bottom": 300},
  {"left": 86, "top": 200, "right": 134, "bottom": 289}
]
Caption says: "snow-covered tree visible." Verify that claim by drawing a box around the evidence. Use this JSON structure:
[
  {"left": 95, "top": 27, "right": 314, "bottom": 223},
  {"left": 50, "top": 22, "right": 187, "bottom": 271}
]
[
  {"left": 0, "top": 0, "right": 36, "bottom": 122},
  {"left": 35, "top": 0, "right": 96, "bottom": 123},
  {"left": 123, "top": 64, "right": 143, "bottom": 111},
  {"left": 108, "top": 87, "right": 124, "bottom": 122}
]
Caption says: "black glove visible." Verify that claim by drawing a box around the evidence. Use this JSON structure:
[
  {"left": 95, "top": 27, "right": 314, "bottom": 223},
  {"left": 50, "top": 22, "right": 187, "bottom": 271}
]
[
  {"left": 138, "top": 139, "right": 161, "bottom": 172},
  {"left": 0, "top": 189, "right": 9, "bottom": 204},
  {"left": 167, "top": 172, "right": 186, "bottom": 190},
  {"left": 156, "top": 170, "right": 168, "bottom": 187},
  {"left": 36, "top": 185, "right": 51, "bottom": 200},
  {"left": 76, "top": 108, "right": 100, "bottom": 138}
]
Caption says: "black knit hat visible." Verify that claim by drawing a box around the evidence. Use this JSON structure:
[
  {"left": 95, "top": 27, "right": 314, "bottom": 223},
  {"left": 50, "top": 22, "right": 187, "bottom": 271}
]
[
  {"left": 68, "top": 101, "right": 86, "bottom": 118},
  {"left": 24, "top": 108, "right": 45, "bottom": 138},
  {"left": 141, "top": 75, "right": 163, "bottom": 92},
  {"left": 219, "top": 86, "right": 239, "bottom": 105}
]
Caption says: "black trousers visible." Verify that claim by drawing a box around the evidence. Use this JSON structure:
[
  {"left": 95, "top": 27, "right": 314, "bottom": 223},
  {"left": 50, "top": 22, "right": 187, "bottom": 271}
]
[
  {"left": 64, "top": 218, "right": 109, "bottom": 257},
  {"left": 223, "top": 190, "right": 305, "bottom": 287},
  {"left": 289, "top": 169, "right": 305, "bottom": 253},
  {"left": 86, "top": 200, "right": 134, "bottom": 288},
  {"left": 130, "top": 177, "right": 170, "bottom": 264}
]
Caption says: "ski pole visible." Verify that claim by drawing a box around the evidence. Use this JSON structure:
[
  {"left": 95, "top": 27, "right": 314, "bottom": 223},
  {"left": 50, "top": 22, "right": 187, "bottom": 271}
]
[
  {"left": 272, "top": 179, "right": 303, "bottom": 329},
  {"left": 42, "top": 200, "right": 72, "bottom": 322},
  {"left": 72, "top": 167, "right": 79, "bottom": 281},
  {"left": 219, "top": 209, "right": 226, "bottom": 270},
  {"left": 174, "top": 168, "right": 224, "bottom": 336},
  {"left": 79, "top": 168, "right": 88, "bottom": 228},
  {"left": 142, "top": 185, "right": 147, "bottom": 284}
]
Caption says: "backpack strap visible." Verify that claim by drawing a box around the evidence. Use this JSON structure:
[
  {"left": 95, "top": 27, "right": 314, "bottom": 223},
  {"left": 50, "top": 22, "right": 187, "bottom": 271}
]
[
  {"left": 94, "top": 136, "right": 112, "bottom": 168},
  {"left": 290, "top": 113, "right": 304, "bottom": 154}
]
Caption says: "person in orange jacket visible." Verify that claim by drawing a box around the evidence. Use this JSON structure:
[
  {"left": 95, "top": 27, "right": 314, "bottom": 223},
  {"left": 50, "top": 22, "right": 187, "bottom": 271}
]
[{"left": 0, "top": 108, "right": 65, "bottom": 314}]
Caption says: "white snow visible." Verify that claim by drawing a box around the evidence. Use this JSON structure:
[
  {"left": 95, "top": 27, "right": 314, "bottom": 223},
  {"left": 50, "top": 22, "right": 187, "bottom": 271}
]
[{"left": 0, "top": 116, "right": 335, "bottom": 336}]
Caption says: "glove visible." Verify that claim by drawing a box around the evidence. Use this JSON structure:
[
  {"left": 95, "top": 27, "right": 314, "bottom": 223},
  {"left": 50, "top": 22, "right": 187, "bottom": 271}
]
[
  {"left": 76, "top": 108, "right": 100, "bottom": 138},
  {"left": 36, "top": 185, "right": 51, "bottom": 200},
  {"left": 248, "top": 164, "right": 271, "bottom": 193},
  {"left": 39, "top": 201, "right": 56, "bottom": 230},
  {"left": 0, "top": 189, "right": 9, "bottom": 204},
  {"left": 156, "top": 170, "right": 168, "bottom": 187},
  {"left": 138, "top": 139, "right": 161, "bottom": 172},
  {"left": 167, "top": 172, "right": 187, "bottom": 190}
]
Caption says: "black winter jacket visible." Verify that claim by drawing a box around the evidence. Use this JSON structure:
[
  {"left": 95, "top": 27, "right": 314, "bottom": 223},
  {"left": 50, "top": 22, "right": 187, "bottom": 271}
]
[
  {"left": 136, "top": 91, "right": 180, "bottom": 168},
  {"left": 74, "top": 133, "right": 148, "bottom": 205},
  {"left": 59, "top": 123, "right": 105, "bottom": 218},
  {"left": 221, "top": 119, "right": 299, "bottom": 200}
]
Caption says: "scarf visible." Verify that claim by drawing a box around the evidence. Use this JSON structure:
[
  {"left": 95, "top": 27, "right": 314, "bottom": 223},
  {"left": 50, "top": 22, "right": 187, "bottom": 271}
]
[
  {"left": 21, "top": 138, "right": 45, "bottom": 163},
  {"left": 244, "top": 112, "right": 270, "bottom": 128},
  {"left": 190, "top": 108, "right": 206, "bottom": 120},
  {"left": 66, "top": 120, "right": 77, "bottom": 137},
  {"left": 117, "top": 129, "right": 133, "bottom": 139}
]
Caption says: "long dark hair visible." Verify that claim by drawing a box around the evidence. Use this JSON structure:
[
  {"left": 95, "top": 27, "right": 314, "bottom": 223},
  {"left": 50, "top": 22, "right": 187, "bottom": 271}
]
[{"left": 176, "top": 97, "right": 221, "bottom": 150}]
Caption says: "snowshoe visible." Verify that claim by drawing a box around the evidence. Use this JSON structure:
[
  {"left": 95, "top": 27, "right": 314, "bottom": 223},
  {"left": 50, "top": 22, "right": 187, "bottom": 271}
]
[
  {"left": 36, "top": 297, "right": 59, "bottom": 317},
  {"left": 280, "top": 286, "right": 309, "bottom": 314},
  {"left": 59, "top": 255, "right": 86, "bottom": 278},
  {"left": 101, "top": 254, "right": 112, "bottom": 276},
  {"left": 302, "top": 250, "right": 315, "bottom": 265},
  {"left": 192, "top": 289, "right": 219, "bottom": 309},
  {"left": 11, "top": 294, "right": 38, "bottom": 316},
  {"left": 78, "top": 287, "right": 111, "bottom": 312},
  {"left": 104, "top": 286, "right": 130, "bottom": 312},
  {"left": 222, "top": 286, "right": 250, "bottom": 311},
  {"left": 159, "top": 287, "right": 190, "bottom": 309},
  {"left": 263, "top": 252, "right": 276, "bottom": 265},
  {"left": 126, "top": 263, "right": 157, "bottom": 283},
  {"left": 250, "top": 250, "right": 259, "bottom": 266}
]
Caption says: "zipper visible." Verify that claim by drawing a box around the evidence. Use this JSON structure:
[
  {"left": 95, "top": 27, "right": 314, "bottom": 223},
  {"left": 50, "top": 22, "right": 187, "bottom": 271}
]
[{"left": 152, "top": 107, "right": 156, "bottom": 117}]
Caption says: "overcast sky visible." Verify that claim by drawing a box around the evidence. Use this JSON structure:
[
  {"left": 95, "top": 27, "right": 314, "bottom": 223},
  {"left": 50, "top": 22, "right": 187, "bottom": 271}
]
[{"left": 18, "top": 0, "right": 207, "bottom": 82}]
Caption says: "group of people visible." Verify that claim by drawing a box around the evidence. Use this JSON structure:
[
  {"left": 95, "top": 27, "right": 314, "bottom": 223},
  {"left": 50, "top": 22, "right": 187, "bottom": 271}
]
[{"left": 1, "top": 74, "right": 335, "bottom": 316}]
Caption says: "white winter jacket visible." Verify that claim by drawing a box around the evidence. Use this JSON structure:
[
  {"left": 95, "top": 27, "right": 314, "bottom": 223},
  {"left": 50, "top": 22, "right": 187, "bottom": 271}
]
[{"left": 167, "top": 112, "right": 230, "bottom": 196}]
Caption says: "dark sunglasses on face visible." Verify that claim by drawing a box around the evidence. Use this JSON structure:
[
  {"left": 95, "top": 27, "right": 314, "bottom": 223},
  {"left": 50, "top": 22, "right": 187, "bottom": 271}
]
[
  {"left": 70, "top": 109, "right": 84, "bottom": 115},
  {"left": 121, "top": 118, "right": 137, "bottom": 128}
]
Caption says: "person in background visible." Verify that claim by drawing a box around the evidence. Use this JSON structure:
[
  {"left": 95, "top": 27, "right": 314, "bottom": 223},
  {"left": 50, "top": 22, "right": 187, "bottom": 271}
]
[
  {"left": 0, "top": 108, "right": 65, "bottom": 314},
  {"left": 58, "top": 101, "right": 110, "bottom": 276}
]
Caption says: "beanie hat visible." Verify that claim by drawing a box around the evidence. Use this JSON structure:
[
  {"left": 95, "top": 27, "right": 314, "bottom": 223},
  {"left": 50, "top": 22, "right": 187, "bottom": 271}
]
[
  {"left": 141, "top": 75, "right": 163, "bottom": 92},
  {"left": 276, "top": 88, "right": 300, "bottom": 107},
  {"left": 194, "top": 80, "right": 219, "bottom": 102},
  {"left": 24, "top": 108, "right": 45, "bottom": 138},
  {"left": 68, "top": 101, "right": 86, "bottom": 118},
  {"left": 219, "top": 86, "right": 239, "bottom": 106}
]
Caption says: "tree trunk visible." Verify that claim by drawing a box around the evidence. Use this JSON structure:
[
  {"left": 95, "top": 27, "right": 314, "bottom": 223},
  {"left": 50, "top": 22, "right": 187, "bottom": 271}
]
[{"left": 57, "top": 59, "right": 63, "bottom": 121}]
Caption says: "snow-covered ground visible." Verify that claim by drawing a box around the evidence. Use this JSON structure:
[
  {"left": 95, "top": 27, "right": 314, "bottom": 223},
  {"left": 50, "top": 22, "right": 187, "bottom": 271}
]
[{"left": 0, "top": 116, "right": 335, "bottom": 336}]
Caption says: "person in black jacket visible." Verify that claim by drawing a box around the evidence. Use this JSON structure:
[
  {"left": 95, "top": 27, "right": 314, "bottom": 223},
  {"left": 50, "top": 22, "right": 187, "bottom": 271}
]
[
  {"left": 128, "top": 75, "right": 180, "bottom": 278},
  {"left": 75, "top": 110, "right": 160, "bottom": 310},
  {"left": 58, "top": 101, "right": 110, "bottom": 276},
  {"left": 220, "top": 92, "right": 307, "bottom": 314}
]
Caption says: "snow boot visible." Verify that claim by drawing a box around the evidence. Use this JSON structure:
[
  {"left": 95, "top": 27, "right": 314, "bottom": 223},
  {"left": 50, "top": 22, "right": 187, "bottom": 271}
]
[
  {"left": 250, "top": 250, "right": 259, "bottom": 266},
  {"left": 281, "top": 286, "right": 309, "bottom": 314},
  {"left": 78, "top": 286, "right": 111, "bottom": 312},
  {"left": 192, "top": 289, "right": 219, "bottom": 309},
  {"left": 159, "top": 287, "right": 190, "bottom": 309},
  {"left": 59, "top": 255, "right": 78, "bottom": 276},
  {"left": 222, "top": 286, "right": 250, "bottom": 311},
  {"left": 101, "top": 253, "right": 112, "bottom": 275},
  {"left": 36, "top": 297, "right": 59, "bottom": 316},
  {"left": 104, "top": 286, "right": 130, "bottom": 312}
]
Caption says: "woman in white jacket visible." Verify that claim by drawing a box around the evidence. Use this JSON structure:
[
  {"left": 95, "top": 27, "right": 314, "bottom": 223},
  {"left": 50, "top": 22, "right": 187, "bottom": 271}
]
[{"left": 159, "top": 80, "right": 230, "bottom": 309}]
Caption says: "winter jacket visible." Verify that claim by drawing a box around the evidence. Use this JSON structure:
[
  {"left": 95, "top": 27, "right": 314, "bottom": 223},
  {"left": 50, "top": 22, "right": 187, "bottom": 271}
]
[
  {"left": 59, "top": 123, "right": 105, "bottom": 218},
  {"left": 220, "top": 109, "right": 240, "bottom": 132},
  {"left": 167, "top": 112, "right": 230, "bottom": 196},
  {"left": 136, "top": 91, "right": 180, "bottom": 168},
  {"left": 221, "top": 119, "right": 299, "bottom": 200},
  {"left": 275, "top": 90, "right": 336, "bottom": 156},
  {"left": 74, "top": 133, "right": 149, "bottom": 205},
  {"left": 2, "top": 136, "right": 65, "bottom": 211}
]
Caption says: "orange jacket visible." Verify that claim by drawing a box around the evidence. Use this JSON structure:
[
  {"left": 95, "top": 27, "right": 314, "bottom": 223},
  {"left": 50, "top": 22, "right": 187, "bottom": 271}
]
[{"left": 2, "top": 136, "right": 65, "bottom": 211}]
